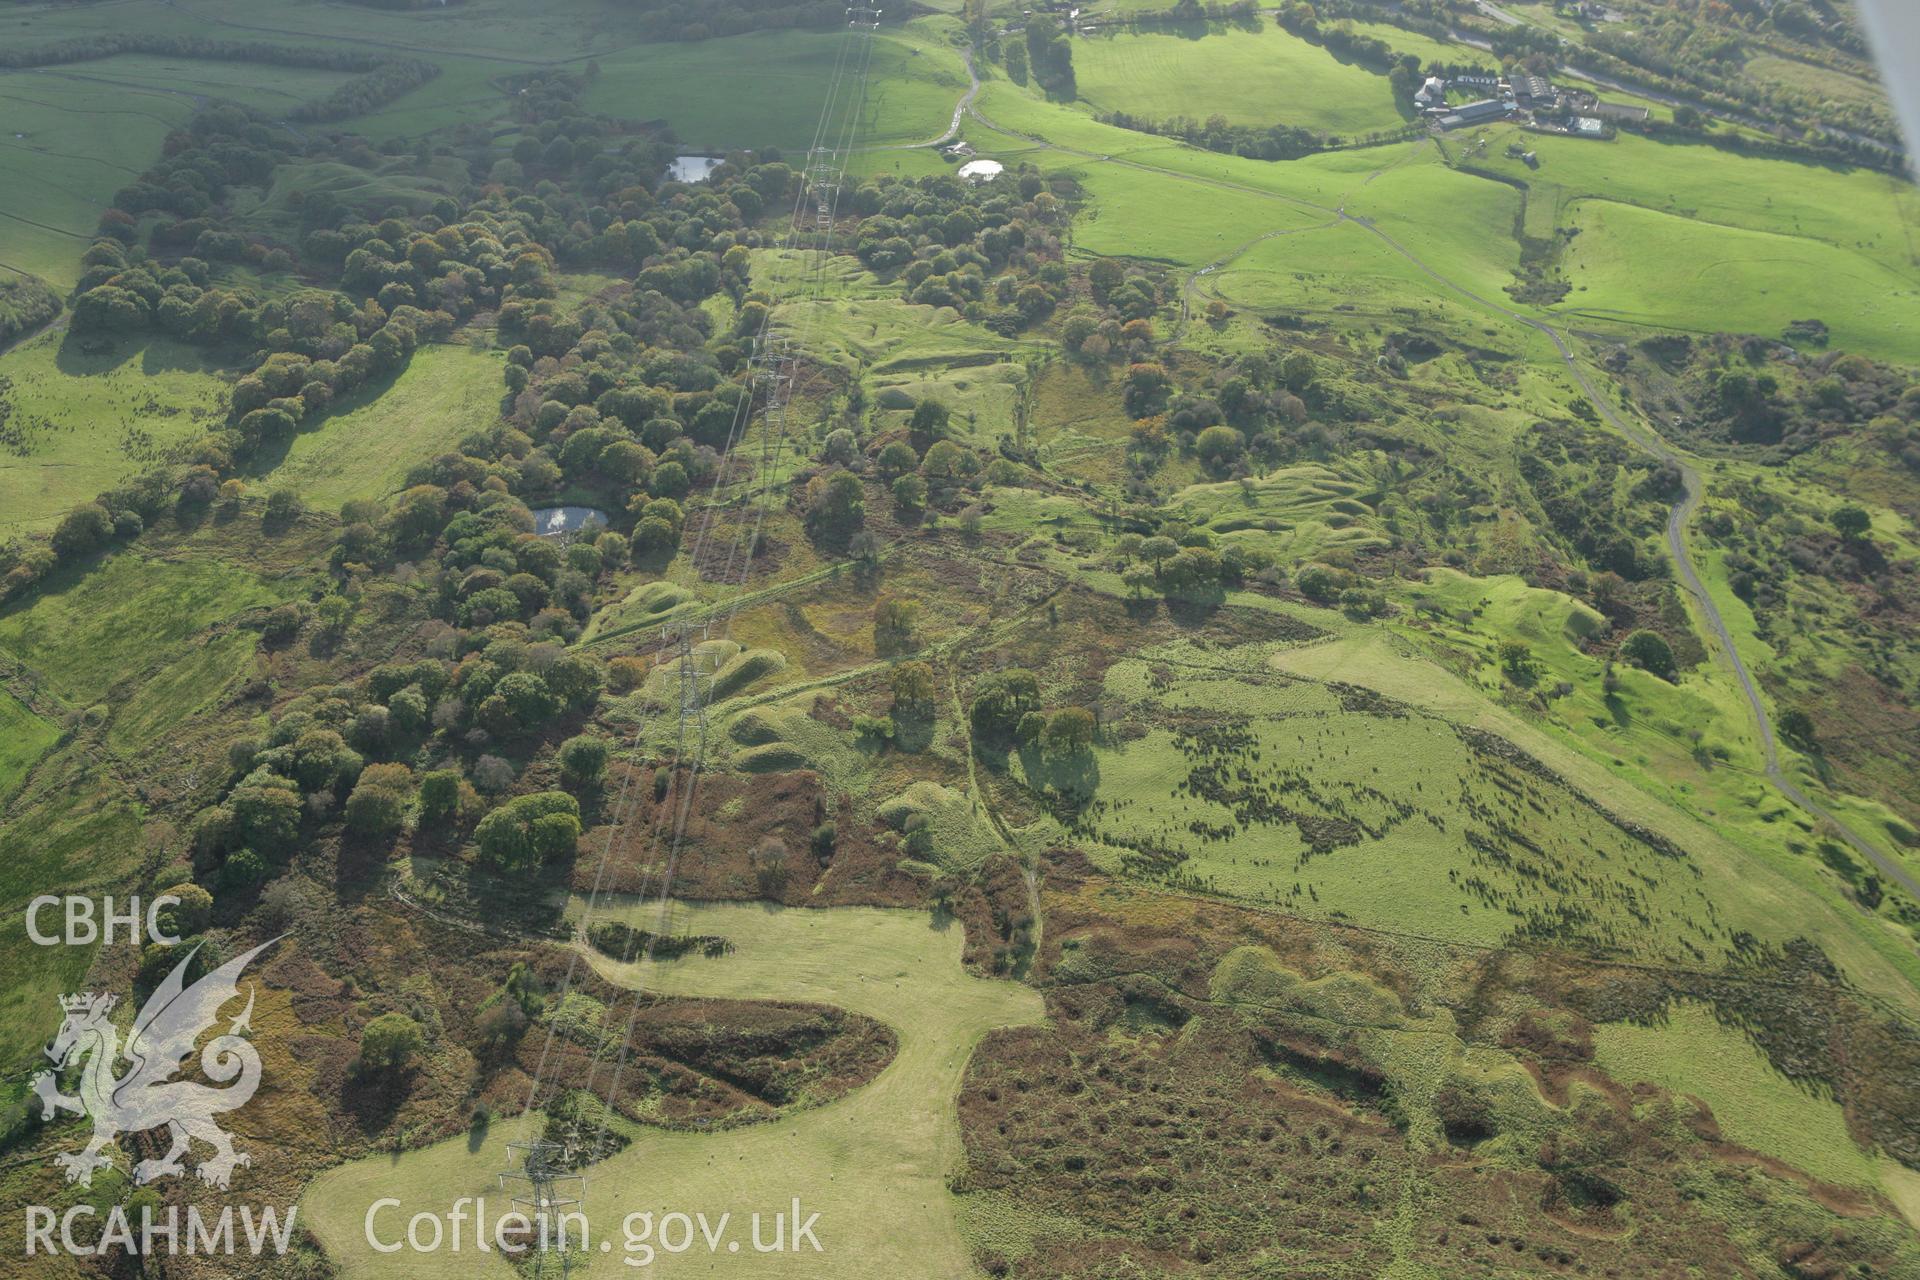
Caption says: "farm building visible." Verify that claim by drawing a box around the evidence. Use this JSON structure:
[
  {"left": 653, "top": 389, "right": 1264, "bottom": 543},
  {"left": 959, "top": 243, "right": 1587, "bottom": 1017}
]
[
  {"left": 1573, "top": 117, "right": 1605, "bottom": 136},
  {"left": 1415, "top": 76, "right": 1447, "bottom": 110},
  {"left": 1435, "top": 99, "right": 1514, "bottom": 130},
  {"left": 1592, "top": 101, "right": 1651, "bottom": 123},
  {"left": 1515, "top": 74, "right": 1555, "bottom": 104}
]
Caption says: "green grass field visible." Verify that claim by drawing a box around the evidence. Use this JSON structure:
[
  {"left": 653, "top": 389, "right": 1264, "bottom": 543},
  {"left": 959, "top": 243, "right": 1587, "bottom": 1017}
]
[
  {"left": 1069, "top": 24, "right": 1409, "bottom": 137},
  {"left": 0, "top": 754, "right": 142, "bottom": 1073},
  {"left": 0, "top": 550, "right": 282, "bottom": 710},
  {"left": 1559, "top": 197, "right": 1917, "bottom": 360},
  {"left": 6, "top": 0, "right": 612, "bottom": 64},
  {"left": 261, "top": 341, "right": 505, "bottom": 510},
  {"left": 1593, "top": 999, "right": 1882, "bottom": 1189},
  {"left": 26, "top": 54, "right": 358, "bottom": 115},
  {"left": 0, "top": 73, "right": 187, "bottom": 288},
  {"left": 302, "top": 897, "right": 1043, "bottom": 1278},
  {"left": 1340, "top": 19, "right": 1464, "bottom": 69},
  {"left": 103, "top": 628, "right": 262, "bottom": 753},
  {"left": 0, "top": 688, "right": 59, "bottom": 805},
  {"left": 583, "top": 28, "right": 968, "bottom": 152},
  {"left": 1067, "top": 160, "right": 1332, "bottom": 264},
  {"left": 1743, "top": 53, "right": 1891, "bottom": 113},
  {"left": 2, "top": 0, "right": 977, "bottom": 189},
  {"left": 1076, "top": 643, "right": 1745, "bottom": 960},
  {"left": 347, "top": 57, "right": 515, "bottom": 141},
  {"left": 1198, "top": 145, "right": 1524, "bottom": 322},
  {"left": 1460, "top": 124, "right": 1920, "bottom": 354},
  {"left": 984, "top": 73, "right": 1918, "bottom": 362},
  {"left": 0, "top": 328, "right": 232, "bottom": 534}
]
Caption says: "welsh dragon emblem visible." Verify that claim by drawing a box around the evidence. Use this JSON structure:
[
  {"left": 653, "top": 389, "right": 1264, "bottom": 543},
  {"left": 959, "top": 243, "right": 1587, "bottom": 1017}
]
[{"left": 32, "top": 939, "right": 278, "bottom": 1189}]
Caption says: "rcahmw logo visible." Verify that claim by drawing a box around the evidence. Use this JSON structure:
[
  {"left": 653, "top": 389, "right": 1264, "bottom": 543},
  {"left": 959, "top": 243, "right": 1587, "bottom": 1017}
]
[{"left": 25, "top": 938, "right": 300, "bottom": 1259}]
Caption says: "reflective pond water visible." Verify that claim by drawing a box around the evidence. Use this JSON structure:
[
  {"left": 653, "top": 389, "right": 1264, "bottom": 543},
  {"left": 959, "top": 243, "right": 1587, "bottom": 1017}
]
[{"left": 531, "top": 506, "right": 608, "bottom": 538}]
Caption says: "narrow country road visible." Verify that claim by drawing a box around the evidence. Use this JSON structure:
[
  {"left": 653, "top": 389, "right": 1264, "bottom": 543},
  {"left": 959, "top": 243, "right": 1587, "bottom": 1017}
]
[
  {"left": 933, "top": 47, "right": 982, "bottom": 149},
  {"left": 967, "top": 98, "right": 1916, "bottom": 900},
  {"left": 871, "top": 45, "right": 981, "bottom": 152}
]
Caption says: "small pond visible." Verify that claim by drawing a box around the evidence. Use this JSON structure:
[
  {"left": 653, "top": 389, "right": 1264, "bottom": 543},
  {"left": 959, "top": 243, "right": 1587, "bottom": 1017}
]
[
  {"left": 668, "top": 155, "right": 722, "bottom": 183},
  {"left": 532, "top": 506, "right": 608, "bottom": 538}
]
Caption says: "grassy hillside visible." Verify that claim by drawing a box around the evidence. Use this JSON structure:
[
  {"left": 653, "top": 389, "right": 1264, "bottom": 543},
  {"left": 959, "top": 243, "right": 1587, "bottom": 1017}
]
[
  {"left": 583, "top": 28, "right": 968, "bottom": 151},
  {"left": 1070, "top": 24, "right": 1408, "bottom": 137},
  {"left": 0, "top": 549, "right": 282, "bottom": 709},
  {"left": 1, "top": 4, "right": 1917, "bottom": 1277},
  {"left": 1562, "top": 198, "right": 1916, "bottom": 359}
]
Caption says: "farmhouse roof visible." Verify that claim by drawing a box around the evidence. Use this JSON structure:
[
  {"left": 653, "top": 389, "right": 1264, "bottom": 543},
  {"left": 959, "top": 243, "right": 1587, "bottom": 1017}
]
[{"left": 1436, "top": 98, "right": 1513, "bottom": 129}]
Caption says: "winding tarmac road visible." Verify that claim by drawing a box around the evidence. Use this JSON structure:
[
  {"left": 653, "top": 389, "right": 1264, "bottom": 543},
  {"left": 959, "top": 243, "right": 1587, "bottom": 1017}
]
[
  {"left": 962, "top": 84, "right": 1917, "bottom": 901},
  {"left": 882, "top": 46, "right": 981, "bottom": 151},
  {"left": 931, "top": 48, "right": 982, "bottom": 149}
]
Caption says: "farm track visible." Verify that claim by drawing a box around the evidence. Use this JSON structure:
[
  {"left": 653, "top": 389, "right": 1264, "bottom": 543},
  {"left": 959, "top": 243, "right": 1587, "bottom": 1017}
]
[{"left": 961, "top": 91, "right": 1915, "bottom": 902}]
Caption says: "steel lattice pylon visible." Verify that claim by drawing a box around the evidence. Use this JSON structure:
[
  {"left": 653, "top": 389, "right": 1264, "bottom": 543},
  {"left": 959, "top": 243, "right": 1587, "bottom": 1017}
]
[{"left": 499, "top": 1138, "right": 587, "bottom": 1277}]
